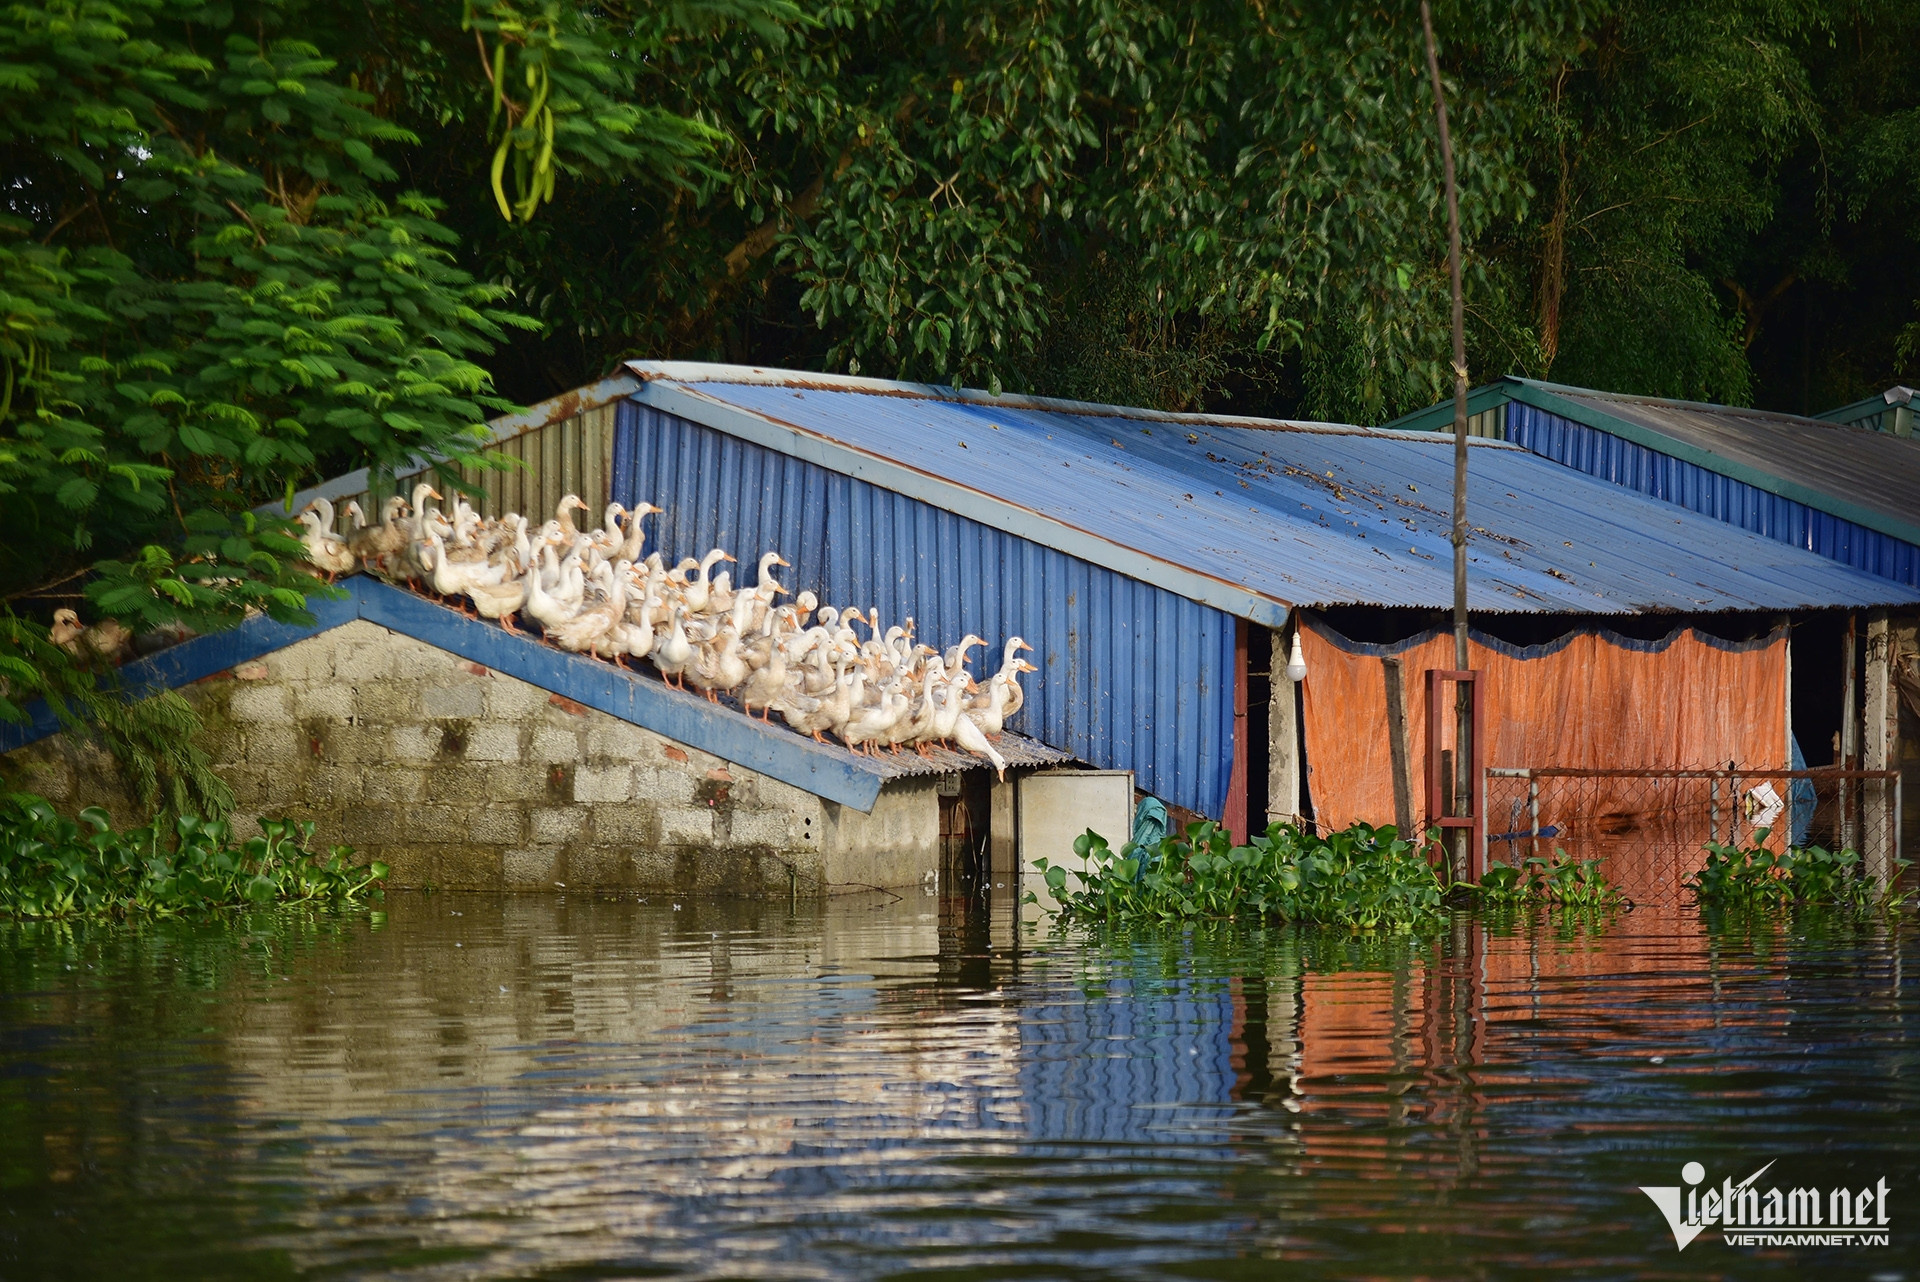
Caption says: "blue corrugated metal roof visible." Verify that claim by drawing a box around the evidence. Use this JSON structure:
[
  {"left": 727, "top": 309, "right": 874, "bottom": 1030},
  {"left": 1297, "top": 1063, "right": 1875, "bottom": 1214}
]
[
  {"left": 1385, "top": 376, "right": 1920, "bottom": 553},
  {"left": 611, "top": 401, "right": 1237, "bottom": 818},
  {"left": 1503, "top": 402, "right": 1920, "bottom": 590},
  {"left": 629, "top": 363, "right": 1920, "bottom": 615}
]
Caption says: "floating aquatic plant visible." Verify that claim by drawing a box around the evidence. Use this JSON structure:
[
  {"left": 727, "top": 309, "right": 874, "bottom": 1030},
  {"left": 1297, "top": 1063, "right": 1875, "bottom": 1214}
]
[
  {"left": 0, "top": 794, "right": 386, "bottom": 920},
  {"left": 1472, "top": 849, "right": 1624, "bottom": 910},
  {"left": 1687, "top": 829, "right": 1911, "bottom": 913},
  {"left": 1032, "top": 820, "right": 1446, "bottom": 931}
]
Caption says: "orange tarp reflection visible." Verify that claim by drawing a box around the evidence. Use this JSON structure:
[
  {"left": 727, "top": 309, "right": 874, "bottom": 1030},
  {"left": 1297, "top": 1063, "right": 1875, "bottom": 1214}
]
[
  {"left": 1255, "top": 916, "right": 1745, "bottom": 1149},
  {"left": 1297, "top": 619, "right": 1788, "bottom": 833}
]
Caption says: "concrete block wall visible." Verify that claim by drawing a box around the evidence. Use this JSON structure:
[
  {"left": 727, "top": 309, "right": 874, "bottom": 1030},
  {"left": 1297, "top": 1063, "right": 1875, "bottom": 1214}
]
[{"left": 3, "top": 620, "right": 941, "bottom": 895}]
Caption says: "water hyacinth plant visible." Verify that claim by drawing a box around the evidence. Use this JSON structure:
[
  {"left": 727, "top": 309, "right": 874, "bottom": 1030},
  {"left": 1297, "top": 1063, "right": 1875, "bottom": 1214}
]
[
  {"left": 1032, "top": 820, "right": 1446, "bottom": 931},
  {"left": 1473, "top": 850, "right": 1624, "bottom": 909},
  {"left": 1688, "top": 829, "right": 1911, "bottom": 912},
  {"left": 0, "top": 794, "right": 386, "bottom": 920}
]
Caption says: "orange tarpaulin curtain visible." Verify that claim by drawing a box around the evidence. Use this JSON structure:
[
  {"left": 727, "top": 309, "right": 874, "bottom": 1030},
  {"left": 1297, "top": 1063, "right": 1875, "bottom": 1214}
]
[{"left": 1297, "top": 616, "right": 1788, "bottom": 832}]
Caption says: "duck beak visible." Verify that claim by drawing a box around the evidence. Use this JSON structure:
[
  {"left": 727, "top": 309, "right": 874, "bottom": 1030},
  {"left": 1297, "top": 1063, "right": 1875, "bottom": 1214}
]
[
  {"left": 775, "top": 556, "right": 791, "bottom": 567},
  {"left": 426, "top": 488, "right": 443, "bottom": 501}
]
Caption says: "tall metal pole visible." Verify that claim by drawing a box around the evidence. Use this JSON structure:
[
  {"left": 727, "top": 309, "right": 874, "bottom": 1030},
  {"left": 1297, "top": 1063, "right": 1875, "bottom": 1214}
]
[{"left": 1422, "top": 1, "right": 1473, "bottom": 879}]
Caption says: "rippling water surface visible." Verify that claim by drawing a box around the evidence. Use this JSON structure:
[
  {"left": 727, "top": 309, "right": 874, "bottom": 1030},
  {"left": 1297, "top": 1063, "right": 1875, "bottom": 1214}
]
[{"left": 0, "top": 891, "right": 1915, "bottom": 1280}]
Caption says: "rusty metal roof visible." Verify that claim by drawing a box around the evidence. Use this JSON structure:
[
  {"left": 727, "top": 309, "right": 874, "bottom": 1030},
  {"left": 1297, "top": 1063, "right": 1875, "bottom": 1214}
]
[{"left": 627, "top": 362, "right": 1920, "bottom": 617}]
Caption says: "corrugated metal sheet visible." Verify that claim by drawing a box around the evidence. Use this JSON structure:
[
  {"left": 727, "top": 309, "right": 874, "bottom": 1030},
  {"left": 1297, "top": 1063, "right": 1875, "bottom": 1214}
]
[
  {"left": 278, "top": 374, "right": 635, "bottom": 535},
  {"left": 631, "top": 368, "right": 1920, "bottom": 614},
  {"left": 1504, "top": 402, "right": 1920, "bottom": 590},
  {"left": 859, "top": 731, "right": 1070, "bottom": 778},
  {"left": 452, "top": 399, "right": 616, "bottom": 523},
  {"left": 611, "top": 401, "right": 1236, "bottom": 819},
  {"left": 1541, "top": 384, "right": 1920, "bottom": 539},
  {"left": 1817, "top": 386, "right": 1915, "bottom": 436},
  {"left": 1389, "top": 376, "right": 1920, "bottom": 555}
]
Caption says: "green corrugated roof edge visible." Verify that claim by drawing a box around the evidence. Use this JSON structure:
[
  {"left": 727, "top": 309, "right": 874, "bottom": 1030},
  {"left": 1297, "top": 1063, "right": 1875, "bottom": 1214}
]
[
  {"left": 1816, "top": 386, "right": 1913, "bottom": 428},
  {"left": 1815, "top": 392, "right": 1894, "bottom": 426},
  {"left": 1381, "top": 376, "right": 1920, "bottom": 549}
]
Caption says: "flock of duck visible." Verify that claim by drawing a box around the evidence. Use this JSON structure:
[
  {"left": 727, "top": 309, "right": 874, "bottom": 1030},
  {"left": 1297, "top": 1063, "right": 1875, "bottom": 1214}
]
[{"left": 297, "top": 485, "right": 1038, "bottom": 775}]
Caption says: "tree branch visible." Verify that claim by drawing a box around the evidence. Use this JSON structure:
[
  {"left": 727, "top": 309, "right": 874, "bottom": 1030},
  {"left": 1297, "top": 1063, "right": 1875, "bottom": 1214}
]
[{"left": 719, "top": 94, "right": 920, "bottom": 283}]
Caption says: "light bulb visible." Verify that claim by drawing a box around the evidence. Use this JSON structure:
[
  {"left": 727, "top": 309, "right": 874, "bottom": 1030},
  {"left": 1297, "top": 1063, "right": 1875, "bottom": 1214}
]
[{"left": 1284, "top": 631, "right": 1308, "bottom": 683}]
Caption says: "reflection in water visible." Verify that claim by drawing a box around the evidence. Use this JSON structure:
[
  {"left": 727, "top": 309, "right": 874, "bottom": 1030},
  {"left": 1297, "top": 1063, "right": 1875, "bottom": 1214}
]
[{"left": 0, "top": 893, "right": 1915, "bottom": 1279}]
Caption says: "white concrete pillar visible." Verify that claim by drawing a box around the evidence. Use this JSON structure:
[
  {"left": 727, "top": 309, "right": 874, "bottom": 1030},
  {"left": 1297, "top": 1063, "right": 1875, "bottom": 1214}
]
[{"left": 1268, "top": 668, "right": 1301, "bottom": 827}]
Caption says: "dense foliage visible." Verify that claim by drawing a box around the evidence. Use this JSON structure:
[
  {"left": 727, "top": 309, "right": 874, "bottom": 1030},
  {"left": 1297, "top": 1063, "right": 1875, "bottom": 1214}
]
[
  {"left": 0, "top": 1, "right": 542, "bottom": 611},
  {"left": 11, "top": 0, "right": 1920, "bottom": 607},
  {"left": 420, "top": 0, "right": 1920, "bottom": 421},
  {"left": 0, "top": 792, "right": 385, "bottom": 918},
  {"left": 1032, "top": 821, "right": 1447, "bottom": 931},
  {"left": 1688, "top": 831, "right": 1912, "bottom": 912}
]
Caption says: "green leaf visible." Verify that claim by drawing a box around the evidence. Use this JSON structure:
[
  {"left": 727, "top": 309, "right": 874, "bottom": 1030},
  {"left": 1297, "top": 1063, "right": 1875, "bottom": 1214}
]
[{"left": 54, "top": 477, "right": 99, "bottom": 510}]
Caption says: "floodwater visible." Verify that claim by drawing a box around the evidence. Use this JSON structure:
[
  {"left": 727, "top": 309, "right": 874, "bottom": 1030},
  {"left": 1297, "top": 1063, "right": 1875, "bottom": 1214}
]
[{"left": 0, "top": 891, "right": 1914, "bottom": 1281}]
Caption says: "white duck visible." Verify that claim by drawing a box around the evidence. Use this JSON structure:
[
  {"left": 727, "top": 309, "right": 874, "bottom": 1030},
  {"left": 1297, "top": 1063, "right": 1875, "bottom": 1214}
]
[
  {"left": 687, "top": 620, "right": 749, "bottom": 701},
  {"left": 546, "top": 562, "right": 625, "bottom": 657},
  {"left": 653, "top": 606, "right": 697, "bottom": 689},
  {"left": 969, "top": 639, "right": 1038, "bottom": 737},
  {"left": 392, "top": 482, "right": 441, "bottom": 581},
  {"left": 782, "top": 650, "right": 851, "bottom": 743},
  {"left": 618, "top": 585, "right": 661, "bottom": 664},
  {"left": 942, "top": 633, "right": 986, "bottom": 675},
  {"left": 346, "top": 495, "right": 410, "bottom": 572},
  {"left": 737, "top": 630, "right": 791, "bottom": 720},
  {"left": 950, "top": 683, "right": 1009, "bottom": 778},
  {"left": 554, "top": 493, "right": 590, "bottom": 540},
  {"left": 298, "top": 501, "right": 356, "bottom": 580},
  {"left": 706, "top": 568, "right": 737, "bottom": 619},
  {"left": 928, "top": 668, "right": 969, "bottom": 750},
  {"left": 999, "top": 636, "right": 1035, "bottom": 719},
  {"left": 462, "top": 517, "right": 531, "bottom": 629},
  {"left": 585, "top": 502, "right": 626, "bottom": 557},
  {"left": 465, "top": 579, "right": 527, "bottom": 632},
  {"left": 843, "top": 685, "right": 910, "bottom": 756},
  {"left": 423, "top": 529, "right": 509, "bottom": 603},
  {"left": 823, "top": 661, "right": 866, "bottom": 744},
  {"left": 681, "top": 549, "right": 733, "bottom": 615},
  {"left": 888, "top": 664, "right": 943, "bottom": 754},
  {"left": 522, "top": 558, "right": 574, "bottom": 632},
  {"left": 619, "top": 501, "right": 663, "bottom": 563},
  {"left": 738, "top": 552, "right": 791, "bottom": 632}
]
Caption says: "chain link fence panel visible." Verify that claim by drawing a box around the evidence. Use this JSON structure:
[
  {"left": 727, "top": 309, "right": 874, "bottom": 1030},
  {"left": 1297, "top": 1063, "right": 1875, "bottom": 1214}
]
[{"left": 1482, "top": 766, "right": 1900, "bottom": 908}]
